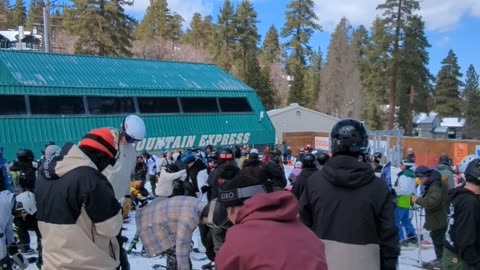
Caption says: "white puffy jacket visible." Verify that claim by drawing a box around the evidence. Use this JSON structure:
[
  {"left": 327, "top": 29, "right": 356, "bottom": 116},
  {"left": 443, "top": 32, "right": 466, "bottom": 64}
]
[
  {"left": 0, "top": 190, "right": 15, "bottom": 259},
  {"left": 155, "top": 169, "right": 187, "bottom": 197}
]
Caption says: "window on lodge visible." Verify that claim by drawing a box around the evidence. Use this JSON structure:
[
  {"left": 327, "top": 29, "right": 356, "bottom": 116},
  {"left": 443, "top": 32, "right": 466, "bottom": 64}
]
[
  {"left": 30, "top": 95, "right": 85, "bottom": 114},
  {"left": 219, "top": 97, "right": 252, "bottom": 112},
  {"left": 0, "top": 95, "right": 27, "bottom": 115},
  {"left": 87, "top": 96, "right": 135, "bottom": 114},
  {"left": 180, "top": 97, "right": 219, "bottom": 113},
  {"left": 0, "top": 95, "right": 255, "bottom": 115},
  {"left": 137, "top": 97, "right": 180, "bottom": 113}
]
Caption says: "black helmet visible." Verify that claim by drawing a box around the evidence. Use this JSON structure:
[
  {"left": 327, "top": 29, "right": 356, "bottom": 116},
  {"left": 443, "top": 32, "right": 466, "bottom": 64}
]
[
  {"left": 207, "top": 151, "right": 219, "bottom": 160},
  {"left": 465, "top": 158, "right": 480, "bottom": 186},
  {"left": 16, "top": 149, "right": 35, "bottom": 162},
  {"left": 303, "top": 154, "right": 316, "bottom": 168},
  {"left": 249, "top": 152, "right": 259, "bottom": 160},
  {"left": 438, "top": 154, "right": 450, "bottom": 165},
  {"left": 330, "top": 119, "right": 369, "bottom": 157},
  {"left": 219, "top": 148, "right": 234, "bottom": 160},
  {"left": 315, "top": 152, "right": 330, "bottom": 165}
]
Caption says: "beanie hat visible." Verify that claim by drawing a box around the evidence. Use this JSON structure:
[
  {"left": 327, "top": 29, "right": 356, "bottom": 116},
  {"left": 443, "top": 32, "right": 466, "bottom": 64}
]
[
  {"left": 415, "top": 166, "right": 431, "bottom": 178},
  {"left": 79, "top": 128, "right": 118, "bottom": 159},
  {"left": 295, "top": 161, "right": 302, "bottom": 168},
  {"left": 45, "top": 145, "right": 61, "bottom": 159}
]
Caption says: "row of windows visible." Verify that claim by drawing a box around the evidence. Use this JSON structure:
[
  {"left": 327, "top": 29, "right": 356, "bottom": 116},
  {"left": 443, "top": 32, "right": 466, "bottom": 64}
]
[{"left": 0, "top": 95, "right": 253, "bottom": 115}]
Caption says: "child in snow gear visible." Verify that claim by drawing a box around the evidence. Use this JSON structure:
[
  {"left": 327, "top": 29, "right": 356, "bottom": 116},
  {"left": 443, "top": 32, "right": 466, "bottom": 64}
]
[
  {"left": 394, "top": 158, "right": 417, "bottom": 246},
  {"left": 215, "top": 174, "right": 328, "bottom": 270},
  {"left": 413, "top": 166, "right": 449, "bottom": 270},
  {"left": 299, "top": 119, "right": 399, "bottom": 270},
  {"left": 35, "top": 128, "right": 123, "bottom": 270},
  {"left": 443, "top": 158, "right": 480, "bottom": 269}
]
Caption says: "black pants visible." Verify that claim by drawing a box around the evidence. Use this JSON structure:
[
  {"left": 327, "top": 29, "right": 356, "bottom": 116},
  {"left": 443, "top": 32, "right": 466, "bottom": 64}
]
[
  {"left": 430, "top": 227, "right": 447, "bottom": 260},
  {"left": 13, "top": 214, "right": 42, "bottom": 262},
  {"left": 165, "top": 247, "right": 192, "bottom": 270},
  {"left": 199, "top": 224, "right": 215, "bottom": 261}
]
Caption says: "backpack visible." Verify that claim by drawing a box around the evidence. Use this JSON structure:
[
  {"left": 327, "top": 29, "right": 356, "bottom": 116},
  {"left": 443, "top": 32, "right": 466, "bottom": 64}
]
[{"left": 12, "top": 166, "right": 36, "bottom": 194}]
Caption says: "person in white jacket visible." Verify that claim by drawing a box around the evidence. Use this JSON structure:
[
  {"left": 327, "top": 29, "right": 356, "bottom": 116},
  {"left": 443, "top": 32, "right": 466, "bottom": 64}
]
[
  {"left": 102, "top": 115, "right": 146, "bottom": 201},
  {"left": 155, "top": 164, "right": 187, "bottom": 197},
  {"left": 0, "top": 190, "right": 15, "bottom": 268}
]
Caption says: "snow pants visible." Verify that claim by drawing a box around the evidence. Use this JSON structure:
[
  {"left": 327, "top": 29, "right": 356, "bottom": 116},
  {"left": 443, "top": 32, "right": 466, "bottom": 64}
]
[{"left": 394, "top": 207, "right": 416, "bottom": 240}]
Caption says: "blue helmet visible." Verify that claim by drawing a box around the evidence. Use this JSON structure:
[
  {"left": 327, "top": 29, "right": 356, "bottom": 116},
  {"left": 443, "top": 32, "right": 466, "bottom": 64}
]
[{"left": 181, "top": 151, "right": 196, "bottom": 165}]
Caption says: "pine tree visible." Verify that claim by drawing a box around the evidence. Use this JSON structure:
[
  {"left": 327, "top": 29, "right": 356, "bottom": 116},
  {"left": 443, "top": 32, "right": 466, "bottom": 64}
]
[
  {"left": 201, "top": 16, "right": 215, "bottom": 49},
  {"left": 135, "top": 0, "right": 170, "bottom": 41},
  {"left": 64, "top": 0, "right": 135, "bottom": 56},
  {"left": 434, "top": 50, "right": 463, "bottom": 117},
  {"left": 377, "top": 0, "right": 420, "bottom": 129},
  {"left": 320, "top": 18, "right": 353, "bottom": 118},
  {"left": 256, "top": 64, "right": 276, "bottom": 110},
  {"left": 304, "top": 47, "right": 322, "bottom": 109},
  {"left": 463, "top": 64, "right": 480, "bottom": 138},
  {"left": 11, "top": 0, "right": 27, "bottom": 28},
  {"left": 361, "top": 18, "right": 389, "bottom": 130},
  {"left": 166, "top": 13, "right": 183, "bottom": 49},
  {"left": 0, "top": 0, "right": 9, "bottom": 29},
  {"left": 26, "top": 0, "right": 42, "bottom": 31},
  {"left": 183, "top": 12, "right": 203, "bottom": 50},
  {"left": 281, "top": 0, "right": 321, "bottom": 106},
  {"left": 397, "top": 15, "right": 434, "bottom": 134},
  {"left": 212, "top": 0, "right": 236, "bottom": 71},
  {"left": 260, "top": 25, "right": 280, "bottom": 65},
  {"left": 235, "top": 0, "right": 260, "bottom": 82}
]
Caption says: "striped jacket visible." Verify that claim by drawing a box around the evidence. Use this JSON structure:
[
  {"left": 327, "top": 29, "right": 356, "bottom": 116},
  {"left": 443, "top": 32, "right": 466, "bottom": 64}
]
[{"left": 136, "top": 196, "right": 205, "bottom": 270}]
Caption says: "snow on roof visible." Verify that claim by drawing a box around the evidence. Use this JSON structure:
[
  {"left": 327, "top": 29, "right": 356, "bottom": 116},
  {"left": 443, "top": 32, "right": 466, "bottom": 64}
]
[
  {"left": 441, "top": 117, "right": 465, "bottom": 128},
  {"left": 267, "top": 103, "right": 339, "bottom": 121},
  {"left": 413, "top": 112, "right": 438, "bottom": 124},
  {"left": 433, "top": 126, "right": 449, "bottom": 133},
  {"left": 0, "top": 30, "right": 42, "bottom": 41}
]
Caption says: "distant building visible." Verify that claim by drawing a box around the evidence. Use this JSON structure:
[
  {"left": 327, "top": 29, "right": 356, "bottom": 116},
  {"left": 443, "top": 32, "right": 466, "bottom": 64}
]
[
  {"left": 441, "top": 118, "right": 465, "bottom": 139},
  {"left": 0, "top": 29, "right": 42, "bottom": 50},
  {"left": 267, "top": 103, "right": 339, "bottom": 144},
  {"left": 413, "top": 112, "right": 465, "bottom": 139}
]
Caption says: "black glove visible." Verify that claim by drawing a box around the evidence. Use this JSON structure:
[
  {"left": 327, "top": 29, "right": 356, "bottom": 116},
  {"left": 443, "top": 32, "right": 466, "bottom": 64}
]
[
  {"left": 8, "top": 244, "right": 18, "bottom": 256},
  {"left": 201, "top": 185, "right": 210, "bottom": 194}
]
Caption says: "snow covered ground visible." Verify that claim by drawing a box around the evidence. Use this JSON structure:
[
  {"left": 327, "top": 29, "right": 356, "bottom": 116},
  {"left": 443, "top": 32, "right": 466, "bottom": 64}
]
[{"left": 25, "top": 166, "right": 435, "bottom": 269}]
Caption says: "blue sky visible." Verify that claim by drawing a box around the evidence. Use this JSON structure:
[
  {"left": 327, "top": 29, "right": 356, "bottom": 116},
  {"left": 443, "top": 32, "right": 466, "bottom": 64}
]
[{"left": 124, "top": 0, "right": 480, "bottom": 79}]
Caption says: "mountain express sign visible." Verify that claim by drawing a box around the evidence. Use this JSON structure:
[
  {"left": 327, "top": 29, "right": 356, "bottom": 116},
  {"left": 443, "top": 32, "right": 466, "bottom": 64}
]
[{"left": 135, "top": 132, "right": 251, "bottom": 152}]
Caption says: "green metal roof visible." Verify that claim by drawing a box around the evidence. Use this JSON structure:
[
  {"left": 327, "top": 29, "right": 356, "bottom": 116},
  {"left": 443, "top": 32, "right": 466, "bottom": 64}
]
[{"left": 0, "top": 50, "right": 252, "bottom": 91}]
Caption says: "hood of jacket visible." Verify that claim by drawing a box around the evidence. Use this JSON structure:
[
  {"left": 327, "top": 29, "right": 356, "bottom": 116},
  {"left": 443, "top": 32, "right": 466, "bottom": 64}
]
[
  {"left": 425, "top": 169, "right": 442, "bottom": 188},
  {"left": 448, "top": 187, "right": 479, "bottom": 201},
  {"left": 38, "top": 142, "right": 97, "bottom": 180},
  {"left": 235, "top": 191, "right": 297, "bottom": 225},
  {"left": 321, "top": 155, "right": 376, "bottom": 188}
]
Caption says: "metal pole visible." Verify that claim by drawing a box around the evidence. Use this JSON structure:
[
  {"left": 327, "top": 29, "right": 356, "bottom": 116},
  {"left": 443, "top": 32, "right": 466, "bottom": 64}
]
[{"left": 42, "top": 0, "right": 50, "bottom": 53}]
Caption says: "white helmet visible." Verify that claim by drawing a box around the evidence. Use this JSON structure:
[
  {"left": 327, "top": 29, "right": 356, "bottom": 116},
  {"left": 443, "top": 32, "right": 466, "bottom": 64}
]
[
  {"left": 122, "top": 115, "right": 146, "bottom": 142},
  {"left": 15, "top": 191, "right": 37, "bottom": 215},
  {"left": 459, "top": 154, "right": 478, "bottom": 174}
]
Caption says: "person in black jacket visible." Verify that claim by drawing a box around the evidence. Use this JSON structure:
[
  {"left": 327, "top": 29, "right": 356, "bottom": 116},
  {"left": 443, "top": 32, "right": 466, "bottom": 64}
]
[
  {"left": 291, "top": 154, "right": 318, "bottom": 200},
  {"left": 265, "top": 149, "right": 287, "bottom": 191},
  {"left": 443, "top": 158, "right": 480, "bottom": 269},
  {"left": 299, "top": 119, "right": 399, "bottom": 270}
]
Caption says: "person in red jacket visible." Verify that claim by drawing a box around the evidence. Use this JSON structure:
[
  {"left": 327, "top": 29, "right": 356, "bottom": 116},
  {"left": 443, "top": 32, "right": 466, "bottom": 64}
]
[{"left": 215, "top": 174, "right": 327, "bottom": 270}]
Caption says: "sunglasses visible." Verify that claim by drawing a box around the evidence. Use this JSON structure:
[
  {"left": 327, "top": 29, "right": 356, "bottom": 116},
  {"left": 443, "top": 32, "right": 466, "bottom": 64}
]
[{"left": 125, "top": 134, "right": 141, "bottom": 144}]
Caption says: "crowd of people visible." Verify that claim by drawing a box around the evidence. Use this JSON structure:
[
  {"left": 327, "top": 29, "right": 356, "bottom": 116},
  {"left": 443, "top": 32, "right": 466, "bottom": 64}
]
[{"left": 0, "top": 116, "right": 479, "bottom": 270}]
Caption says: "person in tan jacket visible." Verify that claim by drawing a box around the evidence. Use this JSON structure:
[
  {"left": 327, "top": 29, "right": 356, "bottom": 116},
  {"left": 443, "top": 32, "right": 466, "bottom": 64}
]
[{"left": 35, "top": 128, "right": 123, "bottom": 269}]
